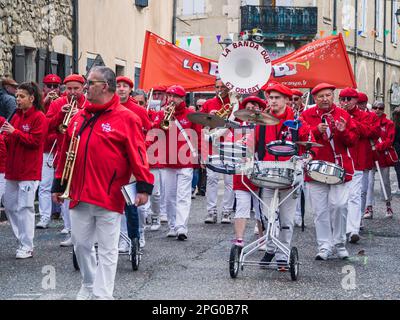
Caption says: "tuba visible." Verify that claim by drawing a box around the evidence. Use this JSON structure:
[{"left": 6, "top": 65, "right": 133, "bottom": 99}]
[
  {"left": 60, "top": 95, "right": 77, "bottom": 134},
  {"left": 160, "top": 102, "right": 176, "bottom": 130},
  {"left": 59, "top": 122, "right": 80, "bottom": 200}
]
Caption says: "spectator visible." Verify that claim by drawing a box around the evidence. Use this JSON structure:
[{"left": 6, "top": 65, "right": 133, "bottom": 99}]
[{"left": 0, "top": 78, "right": 18, "bottom": 119}]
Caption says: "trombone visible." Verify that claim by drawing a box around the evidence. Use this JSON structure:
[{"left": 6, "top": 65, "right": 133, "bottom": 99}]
[
  {"left": 59, "top": 122, "right": 80, "bottom": 200},
  {"left": 46, "top": 140, "right": 58, "bottom": 168}
]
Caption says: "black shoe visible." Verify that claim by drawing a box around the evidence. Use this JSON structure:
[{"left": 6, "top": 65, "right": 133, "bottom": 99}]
[
  {"left": 51, "top": 212, "right": 61, "bottom": 220},
  {"left": 259, "top": 252, "right": 275, "bottom": 268},
  {"left": 177, "top": 233, "right": 187, "bottom": 241},
  {"left": 196, "top": 190, "right": 206, "bottom": 196},
  {"left": 349, "top": 233, "right": 360, "bottom": 244}
]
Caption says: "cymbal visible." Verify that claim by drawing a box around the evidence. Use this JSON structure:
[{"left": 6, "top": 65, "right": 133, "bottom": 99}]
[
  {"left": 296, "top": 141, "right": 324, "bottom": 148},
  {"left": 187, "top": 112, "right": 226, "bottom": 129},
  {"left": 234, "top": 109, "right": 280, "bottom": 126}
]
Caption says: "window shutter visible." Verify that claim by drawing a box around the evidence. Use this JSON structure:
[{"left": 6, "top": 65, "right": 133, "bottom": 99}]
[
  {"left": 64, "top": 55, "right": 72, "bottom": 78},
  {"left": 49, "top": 52, "right": 59, "bottom": 74},
  {"left": 13, "top": 45, "right": 25, "bottom": 83},
  {"left": 36, "top": 48, "right": 47, "bottom": 87}
]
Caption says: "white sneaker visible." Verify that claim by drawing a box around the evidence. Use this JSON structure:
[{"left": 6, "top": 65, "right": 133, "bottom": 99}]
[
  {"left": 294, "top": 216, "right": 302, "bottom": 227},
  {"left": 315, "top": 248, "right": 333, "bottom": 261},
  {"left": 221, "top": 211, "right": 232, "bottom": 224},
  {"left": 160, "top": 215, "right": 168, "bottom": 224},
  {"left": 139, "top": 231, "right": 145, "bottom": 248},
  {"left": 335, "top": 244, "right": 349, "bottom": 259},
  {"left": 36, "top": 217, "right": 50, "bottom": 229},
  {"left": 150, "top": 217, "right": 161, "bottom": 231},
  {"left": 60, "top": 237, "right": 73, "bottom": 247},
  {"left": 60, "top": 228, "right": 70, "bottom": 235},
  {"left": 118, "top": 241, "right": 129, "bottom": 253},
  {"left": 16, "top": 249, "right": 33, "bottom": 259},
  {"left": 76, "top": 286, "right": 93, "bottom": 300},
  {"left": 254, "top": 225, "right": 259, "bottom": 235},
  {"left": 167, "top": 228, "right": 177, "bottom": 237}
]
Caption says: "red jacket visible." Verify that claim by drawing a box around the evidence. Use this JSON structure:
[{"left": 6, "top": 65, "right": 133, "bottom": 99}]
[
  {"left": 0, "top": 135, "right": 6, "bottom": 173},
  {"left": 153, "top": 101, "right": 201, "bottom": 169},
  {"left": 1, "top": 107, "right": 47, "bottom": 180},
  {"left": 46, "top": 95, "right": 88, "bottom": 166},
  {"left": 373, "top": 114, "right": 397, "bottom": 168},
  {"left": 347, "top": 107, "right": 380, "bottom": 171},
  {"left": 301, "top": 104, "right": 358, "bottom": 182},
  {"left": 121, "top": 98, "right": 152, "bottom": 136},
  {"left": 53, "top": 94, "right": 154, "bottom": 214}
]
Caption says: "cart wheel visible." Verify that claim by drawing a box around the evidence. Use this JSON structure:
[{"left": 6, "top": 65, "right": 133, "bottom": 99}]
[
  {"left": 72, "top": 247, "right": 80, "bottom": 271},
  {"left": 229, "top": 245, "right": 242, "bottom": 278},
  {"left": 289, "top": 247, "right": 299, "bottom": 281},
  {"left": 130, "top": 238, "right": 141, "bottom": 271}
]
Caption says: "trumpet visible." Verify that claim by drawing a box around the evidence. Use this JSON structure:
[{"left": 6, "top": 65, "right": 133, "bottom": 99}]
[
  {"left": 60, "top": 96, "right": 78, "bottom": 134},
  {"left": 47, "top": 91, "right": 59, "bottom": 101},
  {"left": 215, "top": 92, "right": 240, "bottom": 119},
  {"left": 46, "top": 140, "right": 58, "bottom": 168},
  {"left": 160, "top": 102, "right": 176, "bottom": 130},
  {"left": 59, "top": 122, "right": 80, "bottom": 200}
]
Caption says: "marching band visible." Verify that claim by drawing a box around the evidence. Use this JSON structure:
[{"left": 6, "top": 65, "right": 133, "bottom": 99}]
[{"left": 1, "top": 51, "right": 399, "bottom": 299}]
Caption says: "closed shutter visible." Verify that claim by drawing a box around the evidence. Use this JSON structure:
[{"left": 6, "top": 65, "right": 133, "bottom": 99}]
[
  {"left": 49, "top": 52, "right": 59, "bottom": 74},
  {"left": 64, "top": 55, "right": 72, "bottom": 78},
  {"left": 13, "top": 45, "right": 25, "bottom": 83},
  {"left": 36, "top": 48, "right": 47, "bottom": 87}
]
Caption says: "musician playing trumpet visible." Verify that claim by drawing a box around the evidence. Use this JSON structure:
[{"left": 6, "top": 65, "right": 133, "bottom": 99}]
[{"left": 46, "top": 74, "right": 88, "bottom": 245}]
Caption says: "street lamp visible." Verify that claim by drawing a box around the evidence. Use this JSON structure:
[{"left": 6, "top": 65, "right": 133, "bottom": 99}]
[
  {"left": 218, "top": 37, "right": 233, "bottom": 49},
  {"left": 396, "top": 8, "right": 400, "bottom": 26}
]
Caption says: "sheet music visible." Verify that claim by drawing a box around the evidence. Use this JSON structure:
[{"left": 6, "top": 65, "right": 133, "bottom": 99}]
[{"left": 121, "top": 182, "right": 137, "bottom": 206}]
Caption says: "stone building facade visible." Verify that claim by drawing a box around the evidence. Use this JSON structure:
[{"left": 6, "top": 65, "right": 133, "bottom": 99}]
[{"left": 0, "top": 0, "right": 73, "bottom": 84}]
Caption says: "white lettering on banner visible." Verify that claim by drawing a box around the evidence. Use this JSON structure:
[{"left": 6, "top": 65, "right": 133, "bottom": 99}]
[
  {"left": 41, "top": 265, "right": 56, "bottom": 290},
  {"left": 209, "top": 62, "right": 219, "bottom": 77},
  {"left": 156, "top": 38, "right": 166, "bottom": 46},
  {"left": 182, "top": 59, "right": 204, "bottom": 73}
]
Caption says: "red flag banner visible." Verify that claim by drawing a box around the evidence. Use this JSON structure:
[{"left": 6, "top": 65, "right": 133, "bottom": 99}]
[{"left": 139, "top": 31, "right": 356, "bottom": 91}]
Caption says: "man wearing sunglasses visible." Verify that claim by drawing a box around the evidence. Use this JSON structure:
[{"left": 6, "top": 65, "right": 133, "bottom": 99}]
[
  {"left": 291, "top": 89, "right": 305, "bottom": 115},
  {"left": 339, "top": 88, "right": 380, "bottom": 244},
  {"left": 364, "top": 102, "right": 396, "bottom": 219}
]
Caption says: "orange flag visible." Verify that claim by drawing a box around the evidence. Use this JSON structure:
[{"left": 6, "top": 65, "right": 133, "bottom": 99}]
[{"left": 139, "top": 31, "right": 356, "bottom": 91}]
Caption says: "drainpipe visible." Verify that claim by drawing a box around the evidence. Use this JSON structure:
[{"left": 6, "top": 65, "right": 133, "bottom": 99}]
[
  {"left": 333, "top": 0, "right": 337, "bottom": 33},
  {"left": 383, "top": 0, "right": 387, "bottom": 105},
  {"left": 72, "top": 0, "right": 79, "bottom": 74},
  {"left": 354, "top": 0, "right": 358, "bottom": 77},
  {"left": 172, "top": 0, "right": 177, "bottom": 44}
]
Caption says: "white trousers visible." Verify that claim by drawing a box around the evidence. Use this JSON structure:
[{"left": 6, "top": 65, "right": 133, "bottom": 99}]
[
  {"left": 234, "top": 190, "right": 261, "bottom": 220},
  {"left": 346, "top": 170, "right": 363, "bottom": 235},
  {"left": 261, "top": 188, "right": 297, "bottom": 261},
  {"left": 360, "top": 170, "right": 370, "bottom": 213},
  {"left": 164, "top": 168, "right": 193, "bottom": 234},
  {"left": 159, "top": 168, "right": 167, "bottom": 216},
  {"left": 307, "top": 182, "right": 349, "bottom": 251},
  {"left": 38, "top": 153, "right": 54, "bottom": 220},
  {"left": 366, "top": 167, "right": 392, "bottom": 206},
  {"left": 149, "top": 168, "right": 161, "bottom": 218},
  {"left": 4, "top": 180, "right": 39, "bottom": 251},
  {"left": 0, "top": 173, "right": 5, "bottom": 204},
  {"left": 206, "top": 168, "right": 234, "bottom": 213},
  {"left": 61, "top": 200, "right": 71, "bottom": 231},
  {"left": 70, "top": 202, "right": 121, "bottom": 300}
]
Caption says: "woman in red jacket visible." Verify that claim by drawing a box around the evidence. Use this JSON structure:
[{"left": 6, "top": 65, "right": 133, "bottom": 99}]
[{"left": 1, "top": 82, "right": 47, "bottom": 259}]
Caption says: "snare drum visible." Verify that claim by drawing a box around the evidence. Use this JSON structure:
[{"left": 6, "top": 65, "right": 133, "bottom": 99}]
[
  {"left": 249, "top": 161, "right": 295, "bottom": 189},
  {"left": 266, "top": 140, "right": 298, "bottom": 157},
  {"left": 306, "top": 160, "right": 345, "bottom": 185},
  {"left": 206, "top": 155, "right": 247, "bottom": 175},
  {"left": 218, "top": 142, "right": 248, "bottom": 158}
]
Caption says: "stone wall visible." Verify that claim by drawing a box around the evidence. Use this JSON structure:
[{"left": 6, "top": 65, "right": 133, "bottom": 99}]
[{"left": 0, "top": 0, "right": 72, "bottom": 77}]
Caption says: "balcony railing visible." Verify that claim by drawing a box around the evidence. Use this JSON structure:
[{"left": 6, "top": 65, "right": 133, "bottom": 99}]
[{"left": 241, "top": 5, "right": 318, "bottom": 40}]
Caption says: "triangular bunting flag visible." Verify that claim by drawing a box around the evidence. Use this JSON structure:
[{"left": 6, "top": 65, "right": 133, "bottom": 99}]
[
  {"left": 345, "top": 30, "right": 350, "bottom": 37},
  {"left": 175, "top": 39, "right": 180, "bottom": 47},
  {"left": 358, "top": 30, "right": 363, "bottom": 36},
  {"left": 320, "top": 30, "right": 325, "bottom": 37},
  {"left": 216, "top": 35, "right": 221, "bottom": 43},
  {"left": 332, "top": 30, "right": 338, "bottom": 36},
  {"left": 199, "top": 36, "right": 204, "bottom": 45},
  {"left": 385, "top": 29, "right": 390, "bottom": 36},
  {"left": 187, "top": 38, "right": 192, "bottom": 47}
]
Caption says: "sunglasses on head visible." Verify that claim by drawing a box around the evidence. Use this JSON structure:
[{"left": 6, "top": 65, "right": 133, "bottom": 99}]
[
  {"left": 46, "top": 84, "right": 59, "bottom": 89},
  {"left": 372, "top": 106, "right": 385, "bottom": 110},
  {"left": 339, "top": 97, "right": 353, "bottom": 102}
]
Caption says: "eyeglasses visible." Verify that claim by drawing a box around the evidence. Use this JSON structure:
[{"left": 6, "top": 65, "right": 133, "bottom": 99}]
[
  {"left": 372, "top": 106, "right": 385, "bottom": 110},
  {"left": 45, "top": 84, "right": 59, "bottom": 89},
  {"left": 339, "top": 97, "right": 353, "bottom": 102},
  {"left": 87, "top": 80, "right": 107, "bottom": 86},
  {"left": 137, "top": 101, "right": 145, "bottom": 106}
]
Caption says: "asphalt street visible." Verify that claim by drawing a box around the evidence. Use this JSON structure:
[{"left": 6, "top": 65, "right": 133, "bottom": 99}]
[{"left": 0, "top": 171, "right": 399, "bottom": 300}]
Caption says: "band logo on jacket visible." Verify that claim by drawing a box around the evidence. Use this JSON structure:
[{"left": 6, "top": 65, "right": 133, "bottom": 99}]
[
  {"left": 22, "top": 124, "right": 31, "bottom": 132},
  {"left": 101, "top": 123, "right": 112, "bottom": 133}
]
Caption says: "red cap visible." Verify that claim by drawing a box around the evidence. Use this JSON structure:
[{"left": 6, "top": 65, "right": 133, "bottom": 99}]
[
  {"left": 43, "top": 74, "right": 61, "bottom": 85},
  {"left": 242, "top": 96, "right": 267, "bottom": 110},
  {"left": 357, "top": 92, "right": 368, "bottom": 103},
  {"left": 261, "top": 80, "right": 280, "bottom": 91},
  {"left": 116, "top": 76, "right": 134, "bottom": 88},
  {"left": 311, "top": 83, "right": 336, "bottom": 95},
  {"left": 291, "top": 89, "right": 303, "bottom": 97},
  {"left": 339, "top": 87, "right": 358, "bottom": 98},
  {"left": 265, "top": 84, "right": 293, "bottom": 98},
  {"left": 153, "top": 85, "right": 167, "bottom": 92},
  {"left": 166, "top": 85, "right": 186, "bottom": 97},
  {"left": 64, "top": 74, "right": 85, "bottom": 85}
]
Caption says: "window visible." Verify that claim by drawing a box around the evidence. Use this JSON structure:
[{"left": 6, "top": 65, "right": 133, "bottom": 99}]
[
  {"left": 375, "top": 0, "right": 383, "bottom": 38},
  {"left": 24, "top": 48, "right": 36, "bottom": 82},
  {"left": 342, "top": 0, "right": 353, "bottom": 30},
  {"left": 360, "top": 0, "right": 368, "bottom": 34},
  {"left": 134, "top": 67, "right": 141, "bottom": 89},
  {"left": 392, "top": 0, "right": 398, "bottom": 44},
  {"left": 323, "top": 0, "right": 333, "bottom": 23},
  {"left": 116, "top": 65, "right": 125, "bottom": 76},
  {"left": 182, "top": 0, "right": 205, "bottom": 15},
  {"left": 135, "top": 0, "right": 148, "bottom": 8}
]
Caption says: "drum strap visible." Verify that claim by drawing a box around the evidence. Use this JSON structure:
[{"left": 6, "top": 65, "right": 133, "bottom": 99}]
[{"left": 257, "top": 125, "right": 266, "bottom": 160}]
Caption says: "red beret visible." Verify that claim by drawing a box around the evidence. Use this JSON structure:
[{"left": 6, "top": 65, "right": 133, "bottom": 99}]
[
  {"left": 116, "top": 76, "right": 134, "bottom": 88},
  {"left": 242, "top": 96, "right": 267, "bottom": 110},
  {"left": 64, "top": 74, "right": 85, "bottom": 85},
  {"left": 166, "top": 85, "right": 186, "bottom": 97},
  {"left": 265, "top": 84, "right": 293, "bottom": 98},
  {"left": 339, "top": 87, "right": 358, "bottom": 98},
  {"left": 357, "top": 92, "right": 368, "bottom": 103},
  {"left": 261, "top": 80, "right": 280, "bottom": 91},
  {"left": 43, "top": 74, "right": 61, "bottom": 85},
  {"left": 153, "top": 85, "right": 167, "bottom": 92},
  {"left": 291, "top": 89, "right": 303, "bottom": 97},
  {"left": 311, "top": 83, "right": 336, "bottom": 95}
]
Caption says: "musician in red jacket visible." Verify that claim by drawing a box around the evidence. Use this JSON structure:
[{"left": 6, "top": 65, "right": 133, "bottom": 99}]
[
  {"left": 52, "top": 67, "right": 154, "bottom": 300},
  {"left": 153, "top": 85, "right": 201, "bottom": 240},
  {"left": 302, "top": 83, "right": 358, "bottom": 261},
  {"left": 339, "top": 88, "right": 380, "bottom": 244},
  {"left": 364, "top": 101, "right": 397, "bottom": 219},
  {"left": 1, "top": 82, "right": 47, "bottom": 259},
  {"left": 46, "top": 74, "right": 88, "bottom": 245}
]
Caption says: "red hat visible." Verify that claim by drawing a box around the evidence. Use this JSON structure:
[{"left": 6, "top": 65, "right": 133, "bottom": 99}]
[
  {"left": 357, "top": 92, "right": 368, "bottom": 103},
  {"left": 43, "top": 74, "right": 61, "bottom": 85},
  {"left": 242, "top": 96, "right": 267, "bottom": 110},
  {"left": 116, "top": 76, "right": 134, "bottom": 88},
  {"left": 261, "top": 80, "right": 280, "bottom": 91},
  {"left": 153, "top": 85, "right": 167, "bottom": 92},
  {"left": 265, "top": 84, "right": 293, "bottom": 98},
  {"left": 339, "top": 87, "right": 358, "bottom": 98},
  {"left": 291, "top": 89, "right": 303, "bottom": 97},
  {"left": 64, "top": 74, "right": 85, "bottom": 85},
  {"left": 311, "top": 83, "right": 336, "bottom": 95},
  {"left": 166, "top": 85, "right": 186, "bottom": 97}
]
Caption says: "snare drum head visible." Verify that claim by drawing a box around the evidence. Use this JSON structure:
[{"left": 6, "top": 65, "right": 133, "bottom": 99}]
[
  {"left": 266, "top": 140, "right": 298, "bottom": 157},
  {"left": 306, "top": 160, "right": 345, "bottom": 185}
]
